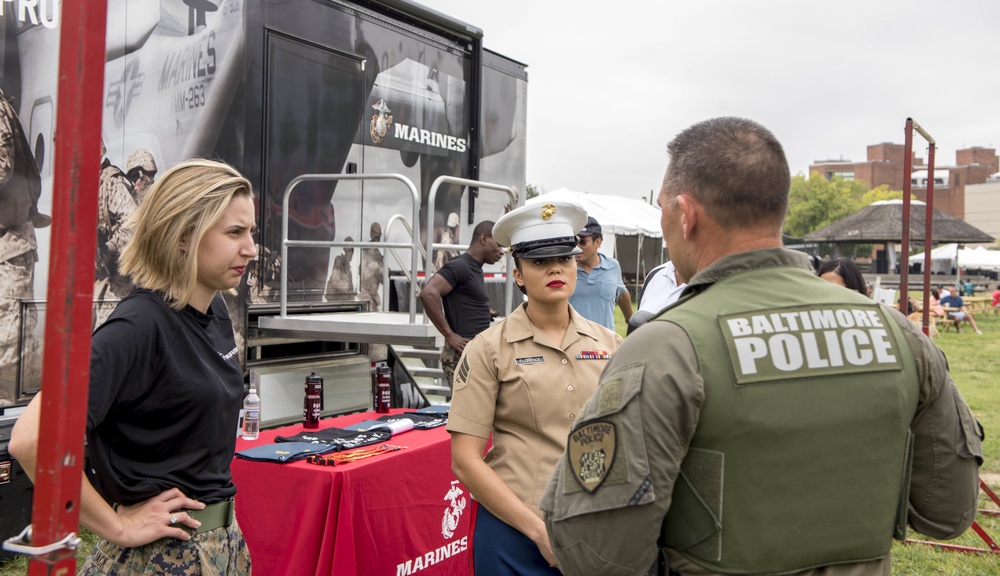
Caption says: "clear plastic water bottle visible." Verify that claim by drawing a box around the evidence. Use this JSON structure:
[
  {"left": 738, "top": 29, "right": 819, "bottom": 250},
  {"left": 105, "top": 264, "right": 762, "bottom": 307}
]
[{"left": 242, "top": 386, "right": 261, "bottom": 440}]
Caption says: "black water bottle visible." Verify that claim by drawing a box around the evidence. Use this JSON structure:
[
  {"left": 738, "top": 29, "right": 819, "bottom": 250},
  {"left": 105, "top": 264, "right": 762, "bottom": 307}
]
[
  {"left": 304, "top": 372, "right": 323, "bottom": 429},
  {"left": 375, "top": 366, "right": 391, "bottom": 413}
]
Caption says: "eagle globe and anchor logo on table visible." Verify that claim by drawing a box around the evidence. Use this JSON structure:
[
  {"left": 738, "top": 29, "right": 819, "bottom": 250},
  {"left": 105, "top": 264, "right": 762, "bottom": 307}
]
[
  {"left": 441, "top": 480, "right": 467, "bottom": 539},
  {"left": 395, "top": 480, "right": 470, "bottom": 575}
]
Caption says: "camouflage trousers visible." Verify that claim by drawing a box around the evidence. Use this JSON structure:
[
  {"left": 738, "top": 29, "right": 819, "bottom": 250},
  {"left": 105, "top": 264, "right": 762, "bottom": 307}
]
[
  {"left": 78, "top": 516, "right": 251, "bottom": 576},
  {"left": 439, "top": 343, "right": 460, "bottom": 391}
]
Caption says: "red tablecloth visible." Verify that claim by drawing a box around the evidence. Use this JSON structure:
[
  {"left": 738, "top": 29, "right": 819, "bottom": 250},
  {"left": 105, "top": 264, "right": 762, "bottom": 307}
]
[{"left": 232, "top": 409, "right": 474, "bottom": 576}]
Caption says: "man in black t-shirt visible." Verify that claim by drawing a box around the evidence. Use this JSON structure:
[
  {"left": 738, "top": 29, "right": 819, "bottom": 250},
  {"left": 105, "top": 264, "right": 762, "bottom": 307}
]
[{"left": 419, "top": 220, "right": 504, "bottom": 388}]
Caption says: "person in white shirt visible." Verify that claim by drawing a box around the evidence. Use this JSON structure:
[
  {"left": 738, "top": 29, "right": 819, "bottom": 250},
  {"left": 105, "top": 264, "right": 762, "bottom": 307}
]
[
  {"left": 627, "top": 260, "right": 686, "bottom": 334},
  {"left": 637, "top": 260, "right": 686, "bottom": 313}
]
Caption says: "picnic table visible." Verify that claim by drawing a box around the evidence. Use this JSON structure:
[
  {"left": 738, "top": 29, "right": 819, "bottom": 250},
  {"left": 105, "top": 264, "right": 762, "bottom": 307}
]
[
  {"left": 965, "top": 296, "right": 992, "bottom": 313},
  {"left": 939, "top": 306, "right": 963, "bottom": 332}
]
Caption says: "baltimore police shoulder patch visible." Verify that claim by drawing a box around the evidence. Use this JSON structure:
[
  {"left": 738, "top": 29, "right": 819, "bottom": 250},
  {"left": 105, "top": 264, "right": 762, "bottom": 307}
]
[{"left": 567, "top": 420, "right": 617, "bottom": 493}]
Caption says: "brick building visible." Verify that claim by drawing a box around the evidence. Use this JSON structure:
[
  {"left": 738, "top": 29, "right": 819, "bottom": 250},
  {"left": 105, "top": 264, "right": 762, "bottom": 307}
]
[
  {"left": 965, "top": 176, "right": 1000, "bottom": 239},
  {"left": 809, "top": 143, "right": 999, "bottom": 222}
]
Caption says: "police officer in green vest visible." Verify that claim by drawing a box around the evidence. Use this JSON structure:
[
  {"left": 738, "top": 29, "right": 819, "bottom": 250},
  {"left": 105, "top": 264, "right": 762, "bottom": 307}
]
[{"left": 540, "top": 117, "right": 983, "bottom": 576}]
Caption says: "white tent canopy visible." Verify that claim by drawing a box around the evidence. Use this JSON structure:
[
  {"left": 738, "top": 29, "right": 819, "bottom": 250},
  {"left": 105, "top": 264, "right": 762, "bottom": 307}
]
[
  {"left": 911, "top": 243, "right": 1000, "bottom": 273},
  {"left": 525, "top": 188, "right": 664, "bottom": 286}
]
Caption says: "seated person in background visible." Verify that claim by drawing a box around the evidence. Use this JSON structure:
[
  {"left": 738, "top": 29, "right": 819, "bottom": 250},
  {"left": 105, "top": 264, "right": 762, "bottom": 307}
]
[
  {"left": 920, "top": 288, "right": 947, "bottom": 318},
  {"left": 940, "top": 287, "right": 983, "bottom": 335},
  {"left": 962, "top": 279, "right": 975, "bottom": 297},
  {"left": 991, "top": 283, "right": 1000, "bottom": 309},
  {"left": 817, "top": 258, "right": 868, "bottom": 297}
]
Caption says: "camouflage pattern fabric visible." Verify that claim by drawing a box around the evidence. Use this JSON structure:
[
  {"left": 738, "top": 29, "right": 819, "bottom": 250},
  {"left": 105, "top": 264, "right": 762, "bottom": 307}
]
[
  {"left": 93, "top": 163, "right": 137, "bottom": 328},
  {"left": 439, "top": 342, "right": 460, "bottom": 391},
  {"left": 0, "top": 222, "right": 37, "bottom": 405},
  {"left": 77, "top": 516, "right": 251, "bottom": 575},
  {"left": 96, "top": 163, "right": 137, "bottom": 295},
  {"left": 0, "top": 86, "right": 45, "bottom": 405},
  {"left": 359, "top": 247, "right": 383, "bottom": 310},
  {"left": 326, "top": 251, "right": 355, "bottom": 295}
]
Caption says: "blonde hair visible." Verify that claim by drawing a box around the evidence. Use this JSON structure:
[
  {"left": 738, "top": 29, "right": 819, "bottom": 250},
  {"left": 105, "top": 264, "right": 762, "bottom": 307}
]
[{"left": 119, "top": 159, "right": 253, "bottom": 310}]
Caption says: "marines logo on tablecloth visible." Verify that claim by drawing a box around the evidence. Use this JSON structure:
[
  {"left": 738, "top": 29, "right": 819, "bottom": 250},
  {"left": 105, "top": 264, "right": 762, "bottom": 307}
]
[
  {"left": 441, "top": 480, "right": 467, "bottom": 539},
  {"left": 567, "top": 420, "right": 617, "bottom": 493}
]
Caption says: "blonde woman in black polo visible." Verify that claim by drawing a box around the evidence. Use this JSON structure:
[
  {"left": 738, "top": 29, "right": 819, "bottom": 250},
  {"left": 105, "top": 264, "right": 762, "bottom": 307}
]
[{"left": 12, "top": 159, "right": 256, "bottom": 574}]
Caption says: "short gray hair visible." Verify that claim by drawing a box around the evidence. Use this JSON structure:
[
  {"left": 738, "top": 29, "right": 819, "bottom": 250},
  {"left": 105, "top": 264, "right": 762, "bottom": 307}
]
[{"left": 664, "top": 117, "right": 790, "bottom": 230}]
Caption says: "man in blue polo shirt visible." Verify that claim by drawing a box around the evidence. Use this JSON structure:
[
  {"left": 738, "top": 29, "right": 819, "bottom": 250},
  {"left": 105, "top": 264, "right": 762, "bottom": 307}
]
[
  {"left": 940, "top": 286, "right": 983, "bottom": 334},
  {"left": 569, "top": 217, "right": 633, "bottom": 331}
]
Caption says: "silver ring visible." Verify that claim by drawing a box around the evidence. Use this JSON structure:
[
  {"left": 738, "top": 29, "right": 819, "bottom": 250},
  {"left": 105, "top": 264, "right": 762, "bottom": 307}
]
[{"left": 169, "top": 514, "right": 178, "bottom": 525}]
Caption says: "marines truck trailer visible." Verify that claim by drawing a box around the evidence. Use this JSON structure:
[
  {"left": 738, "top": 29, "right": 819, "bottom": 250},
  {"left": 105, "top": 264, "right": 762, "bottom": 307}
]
[{"left": 0, "top": 0, "right": 527, "bottom": 424}]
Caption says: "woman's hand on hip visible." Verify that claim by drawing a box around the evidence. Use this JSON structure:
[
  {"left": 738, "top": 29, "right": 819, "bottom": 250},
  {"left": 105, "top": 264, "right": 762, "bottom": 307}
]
[{"left": 113, "top": 487, "right": 206, "bottom": 546}]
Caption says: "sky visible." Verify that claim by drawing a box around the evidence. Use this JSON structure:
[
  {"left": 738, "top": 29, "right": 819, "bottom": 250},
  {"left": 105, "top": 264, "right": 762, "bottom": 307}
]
[{"left": 418, "top": 0, "right": 1000, "bottom": 202}]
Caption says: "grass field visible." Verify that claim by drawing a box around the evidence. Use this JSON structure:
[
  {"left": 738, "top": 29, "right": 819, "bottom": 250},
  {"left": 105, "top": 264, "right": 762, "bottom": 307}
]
[{"left": 1, "top": 305, "right": 997, "bottom": 574}]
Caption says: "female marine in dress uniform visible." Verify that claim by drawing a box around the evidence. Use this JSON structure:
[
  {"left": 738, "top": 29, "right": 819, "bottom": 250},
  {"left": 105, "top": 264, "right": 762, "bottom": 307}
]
[{"left": 446, "top": 201, "right": 622, "bottom": 574}]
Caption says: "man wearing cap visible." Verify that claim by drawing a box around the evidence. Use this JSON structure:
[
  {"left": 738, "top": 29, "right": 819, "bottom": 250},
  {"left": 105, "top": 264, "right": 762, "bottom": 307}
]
[
  {"left": 568, "top": 216, "right": 633, "bottom": 331},
  {"left": 125, "top": 148, "right": 158, "bottom": 204},
  {"left": 448, "top": 201, "right": 621, "bottom": 573},
  {"left": 419, "top": 220, "right": 504, "bottom": 389},
  {"left": 542, "top": 117, "right": 981, "bottom": 575}
]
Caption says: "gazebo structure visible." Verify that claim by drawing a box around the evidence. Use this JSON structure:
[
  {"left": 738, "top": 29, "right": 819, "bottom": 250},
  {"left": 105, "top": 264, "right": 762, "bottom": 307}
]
[{"left": 804, "top": 200, "right": 994, "bottom": 272}]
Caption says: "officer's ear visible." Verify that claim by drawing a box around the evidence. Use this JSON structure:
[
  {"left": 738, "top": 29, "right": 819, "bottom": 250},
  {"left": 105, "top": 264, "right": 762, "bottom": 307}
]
[{"left": 676, "top": 194, "right": 699, "bottom": 240}]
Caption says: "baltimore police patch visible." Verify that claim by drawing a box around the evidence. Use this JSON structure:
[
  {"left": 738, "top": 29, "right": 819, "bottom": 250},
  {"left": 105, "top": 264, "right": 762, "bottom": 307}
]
[{"left": 567, "top": 420, "right": 617, "bottom": 493}]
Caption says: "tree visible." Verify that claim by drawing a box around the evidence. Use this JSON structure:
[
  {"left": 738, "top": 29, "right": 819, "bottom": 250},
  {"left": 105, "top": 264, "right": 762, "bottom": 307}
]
[
  {"left": 784, "top": 173, "right": 875, "bottom": 238},
  {"left": 859, "top": 184, "right": 906, "bottom": 205},
  {"left": 526, "top": 183, "right": 540, "bottom": 200}
]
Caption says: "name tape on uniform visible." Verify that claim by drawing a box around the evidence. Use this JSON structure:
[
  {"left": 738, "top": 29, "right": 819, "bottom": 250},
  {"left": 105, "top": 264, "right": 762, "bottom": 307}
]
[{"left": 719, "top": 304, "right": 903, "bottom": 384}]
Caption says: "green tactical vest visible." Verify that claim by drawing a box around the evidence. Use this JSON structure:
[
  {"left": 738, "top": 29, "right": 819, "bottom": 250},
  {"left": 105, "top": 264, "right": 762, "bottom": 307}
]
[{"left": 658, "top": 264, "right": 919, "bottom": 574}]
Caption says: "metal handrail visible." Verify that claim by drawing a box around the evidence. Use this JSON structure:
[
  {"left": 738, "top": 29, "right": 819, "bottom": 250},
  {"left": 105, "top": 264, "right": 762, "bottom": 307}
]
[
  {"left": 424, "top": 176, "right": 520, "bottom": 318},
  {"left": 383, "top": 214, "right": 431, "bottom": 306},
  {"left": 280, "top": 174, "right": 421, "bottom": 323}
]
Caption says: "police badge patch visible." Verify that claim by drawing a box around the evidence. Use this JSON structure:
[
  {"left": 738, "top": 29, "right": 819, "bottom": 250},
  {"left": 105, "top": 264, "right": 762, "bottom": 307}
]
[{"left": 567, "top": 420, "right": 617, "bottom": 493}]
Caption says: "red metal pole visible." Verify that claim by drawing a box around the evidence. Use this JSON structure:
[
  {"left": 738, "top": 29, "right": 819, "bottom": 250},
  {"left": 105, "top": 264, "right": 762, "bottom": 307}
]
[
  {"left": 27, "top": 1, "right": 107, "bottom": 573},
  {"left": 924, "top": 142, "right": 936, "bottom": 314},
  {"left": 900, "top": 120, "right": 913, "bottom": 319}
]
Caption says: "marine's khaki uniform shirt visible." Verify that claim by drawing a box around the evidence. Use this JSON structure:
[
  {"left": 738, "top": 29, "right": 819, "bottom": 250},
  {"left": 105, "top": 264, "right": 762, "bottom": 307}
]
[
  {"left": 542, "top": 249, "right": 982, "bottom": 576},
  {"left": 447, "top": 303, "right": 622, "bottom": 520}
]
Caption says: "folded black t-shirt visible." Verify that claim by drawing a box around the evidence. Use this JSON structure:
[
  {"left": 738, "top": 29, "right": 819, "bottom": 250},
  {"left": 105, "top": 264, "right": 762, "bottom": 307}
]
[
  {"left": 378, "top": 412, "right": 447, "bottom": 429},
  {"left": 275, "top": 427, "right": 391, "bottom": 449}
]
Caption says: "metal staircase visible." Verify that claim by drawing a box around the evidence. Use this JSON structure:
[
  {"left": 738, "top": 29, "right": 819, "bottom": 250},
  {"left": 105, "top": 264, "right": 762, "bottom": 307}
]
[
  {"left": 255, "top": 173, "right": 520, "bottom": 403},
  {"left": 392, "top": 345, "right": 450, "bottom": 403}
]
